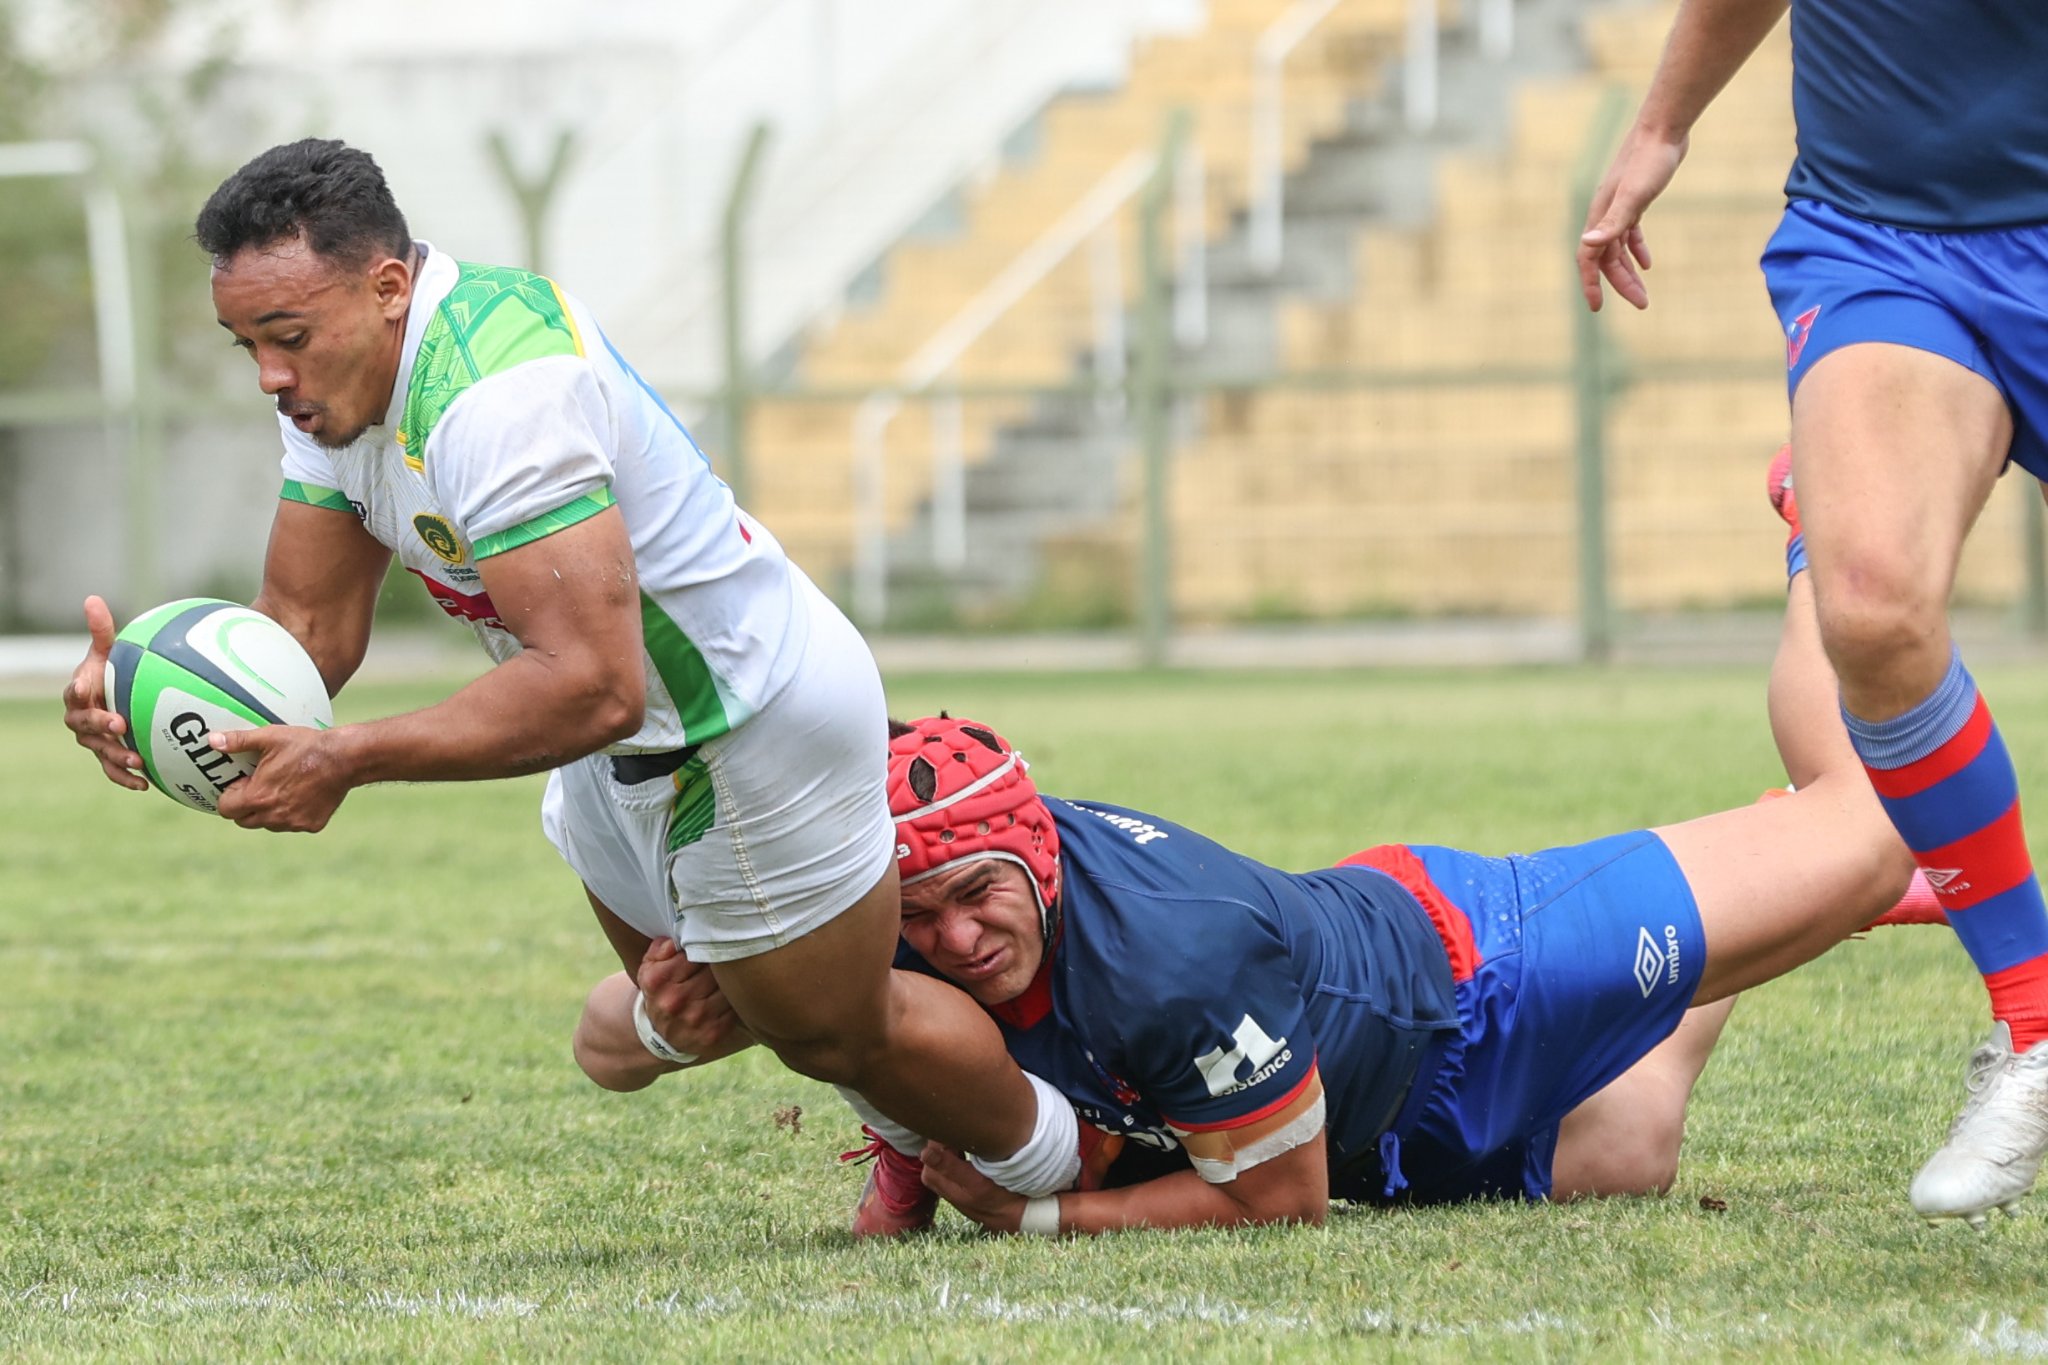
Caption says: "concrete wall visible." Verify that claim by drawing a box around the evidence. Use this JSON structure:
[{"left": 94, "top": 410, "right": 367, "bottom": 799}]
[{"left": 2, "top": 0, "right": 1200, "bottom": 625}]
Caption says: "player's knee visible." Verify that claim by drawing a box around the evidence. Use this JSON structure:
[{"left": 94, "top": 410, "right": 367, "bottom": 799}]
[
  {"left": 1603, "top": 1116, "right": 1686, "bottom": 1197},
  {"left": 1813, "top": 567, "right": 1943, "bottom": 684},
  {"left": 1619, "top": 1147, "right": 1682, "bottom": 1198},
  {"left": 1557, "top": 1108, "right": 1686, "bottom": 1199},
  {"left": 753, "top": 1032, "right": 868, "bottom": 1088}
]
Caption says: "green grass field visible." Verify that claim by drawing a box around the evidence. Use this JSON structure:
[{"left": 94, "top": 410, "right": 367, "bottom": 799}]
[{"left": 9, "top": 662, "right": 2048, "bottom": 1360}]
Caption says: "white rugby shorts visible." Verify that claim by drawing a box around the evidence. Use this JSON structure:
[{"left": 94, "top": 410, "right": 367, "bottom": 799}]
[{"left": 540, "top": 575, "right": 893, "bottom": 962}]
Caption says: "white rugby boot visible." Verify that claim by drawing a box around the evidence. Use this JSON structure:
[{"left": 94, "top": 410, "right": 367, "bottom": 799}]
[{"left": 1909, "top": 1022, "right": 2048, "bottom": 1227}]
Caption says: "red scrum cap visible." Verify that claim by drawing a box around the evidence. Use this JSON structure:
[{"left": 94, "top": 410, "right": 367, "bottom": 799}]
[{"left": 888, "top": 715, "right": 1061, "bottom": 934}]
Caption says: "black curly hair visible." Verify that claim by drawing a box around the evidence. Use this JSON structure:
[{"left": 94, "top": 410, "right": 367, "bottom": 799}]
[{"left": 194, "top": 138, "right": 411, "bottom": 270}]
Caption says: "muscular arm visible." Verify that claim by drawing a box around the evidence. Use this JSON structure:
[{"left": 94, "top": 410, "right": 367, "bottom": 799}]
[
  {"left": 1055, "top": 1131, "right": 1329, "bottom": 1233},
  {"left": 328, "top": 504, "right": 644, "bottom": 782},
  {"left": 248, "top": 500, "right": 392, "bottom": 696},
  {"left": 923, "top": 1126, "right": 1329, "bottom": 1234},
  {"left": 1578, "top": 0, "right": 1788, "bottom": 310},
  {"left": 924, "top": 1072, "right": 1331, "bottom": 1234},
  {"left": 1633, "top": 0, "right": 1789, "bottom": 141},
  {"left": 214, "top": 504, "right": 644, "bottom": 831}
]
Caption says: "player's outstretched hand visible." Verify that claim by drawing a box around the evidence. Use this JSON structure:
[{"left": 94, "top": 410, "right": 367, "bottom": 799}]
[
  {"left": 64, "top": 595, "right": 149, "bottom": 791},
  {"left": 636, "top": 938, "right": 745, "bottom": 1059},
  {"left": 1577, "top": 124, "right": 1689, "bottom": 312},
  {"left": 921, "top": 1142, "right": 1027, "bottom": 1235},
  {"left": 211, "top": 725, "right": 351, "bottom": 832}
]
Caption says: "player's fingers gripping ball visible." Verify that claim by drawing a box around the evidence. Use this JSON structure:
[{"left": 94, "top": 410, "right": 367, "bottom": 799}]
[
  {"left": 103, "top": 597, "right": 333, "bottom": 813},
  {"left": 888, "top": 715, "right": 1061, "bottom": 935}
]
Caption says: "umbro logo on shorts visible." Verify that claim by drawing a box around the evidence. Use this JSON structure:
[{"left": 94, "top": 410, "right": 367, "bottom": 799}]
[{"left": 1634, "top": 924, "right": 1682, "bottom": 997}]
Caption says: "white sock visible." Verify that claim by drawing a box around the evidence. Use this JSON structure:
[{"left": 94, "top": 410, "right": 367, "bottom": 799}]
[
  {"left": 834, "top": 1087, "right": 925, "bottom": 1157},
  {"left": 968, "top": 1072, "right": 1081, "bottom": 1197}
]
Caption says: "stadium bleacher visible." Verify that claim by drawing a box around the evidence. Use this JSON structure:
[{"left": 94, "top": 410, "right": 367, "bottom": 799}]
[{"left": 747, "top": 0, "right": 2034, "bottom": 623}]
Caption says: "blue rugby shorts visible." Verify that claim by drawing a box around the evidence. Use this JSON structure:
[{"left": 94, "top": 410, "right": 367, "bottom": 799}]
[
  {"left": 1377, "top": 831, "right": 1706, "bottom": 1203},
  {"left": 1763, "top": 197, "right": 2048, "bottom": 481}
]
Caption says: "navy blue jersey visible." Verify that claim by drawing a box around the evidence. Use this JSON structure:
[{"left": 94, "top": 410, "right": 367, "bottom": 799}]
[
  {"left": 1784, "top": 0, "right": 2048, "bottom": 228},
  {"left": 898, "top": 799, "right": 1461, "bottom": 1171}
]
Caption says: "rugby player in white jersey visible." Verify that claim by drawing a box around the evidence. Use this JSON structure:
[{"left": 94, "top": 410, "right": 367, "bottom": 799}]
[{"left": 58, "top": 138, "right": 1083, "bottom": 1211}]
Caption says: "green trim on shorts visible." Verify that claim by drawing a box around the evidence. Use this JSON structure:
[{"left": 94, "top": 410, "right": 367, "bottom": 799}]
[
  {"left": 666, "top": 755, "right": 716, "bottom": 854},
  {"left": 473, "top": 487, "right": 616, "bottom": 559},
  {"left": 279, "top": 479, "right": 354, "bottom": 513}
]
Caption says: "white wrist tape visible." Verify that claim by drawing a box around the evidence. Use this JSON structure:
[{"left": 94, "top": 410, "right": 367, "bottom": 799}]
[
  {"left": 1018, "top": 1195, "right": 1061, "bottom": 1237},
  {"left": 632, "top": 990, "right": 699, "bottom": 1066}
]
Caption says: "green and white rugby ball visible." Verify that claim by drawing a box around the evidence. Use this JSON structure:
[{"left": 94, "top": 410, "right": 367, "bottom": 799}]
[{"left": 103, "top": 598, "right": 333, "bottom": 813}]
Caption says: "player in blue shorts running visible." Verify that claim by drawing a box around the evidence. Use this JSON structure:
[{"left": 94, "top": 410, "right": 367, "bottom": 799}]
[
  {"left": 1576, "top": 0, "right": 2048, "bottom": 1224},
  {"left": 605, "top": 565, "right": 1938, "bottom": 1234}
]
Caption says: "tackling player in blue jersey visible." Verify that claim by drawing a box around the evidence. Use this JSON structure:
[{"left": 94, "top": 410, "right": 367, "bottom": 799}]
[
  {"left": 607, "top": 557, "right": 1940, "bottom": 1234},
  {"left": 1577, "top": 0, "right": 2048, "bottom": 1224}
]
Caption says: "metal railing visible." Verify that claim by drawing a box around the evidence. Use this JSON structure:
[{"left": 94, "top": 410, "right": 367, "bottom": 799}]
[
  {"left": 1248, "top": 0, "right": 1347, "bottom": 274},
  {"left": 1252, "top": 0, "right": 1521, "bottom": 272},
  {"left": 837, "top": 125, "right": 1205, "bottom": 625},
  {"left": 0, "top": 141, "right": 156, "bottom": 608},
  {"left": 14, "top": 19, "right": 2048, "bottom": 657},
  {"left": 1405, "top": 0, "right": 1516, "bottom": 133},
  {"left": 702, "top": 99, "right": 2048, "bottom": 662}
]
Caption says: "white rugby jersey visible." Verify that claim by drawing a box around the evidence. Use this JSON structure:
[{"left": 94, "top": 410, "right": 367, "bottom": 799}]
[{"left": 277, "top": 245, "right": 808, "bottom": 752}]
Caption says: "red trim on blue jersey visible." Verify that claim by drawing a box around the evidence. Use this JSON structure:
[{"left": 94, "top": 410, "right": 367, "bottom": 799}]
[
  {"left": 1864, "top": 695, "right": 1992, "bottom": 799},
  {"left": 1163, "top": 1059, "right": 1320, "bottom": 1134},
  {"left": 991, "top": 962, "right": 1054, "bottom": 1029},
  {"left": 1335, "top": 844, "right": 1481, "bottom": 982},
  {"left": 989, "top": 918, "right": 1065, "bottom": 1030}
]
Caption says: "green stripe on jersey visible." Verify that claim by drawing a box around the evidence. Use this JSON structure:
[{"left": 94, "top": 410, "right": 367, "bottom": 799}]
[
  {"left": 398, "top": 261, "right": 585, "bottom": 466},
  {"left": 639, "top": 591, "right": 732, "bottom": 746},
  {"left": 666, "top": 756, "right": 716, "bottom": 854},
  {"left": 473, "top": 487, "right": 615, "bottom": 559},
  {"left": 280, "top": 480, "right": 354, "bottom": 513}
]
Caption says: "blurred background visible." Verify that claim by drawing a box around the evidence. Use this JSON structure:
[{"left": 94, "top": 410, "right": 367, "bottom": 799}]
[{"left": 3, "top": 0, "right": 2044, "bottom": 669}]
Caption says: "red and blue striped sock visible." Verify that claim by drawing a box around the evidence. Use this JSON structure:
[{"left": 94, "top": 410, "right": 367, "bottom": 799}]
[{"left": 1844, "top": 648, "right": 2048, "bottom": 1052}]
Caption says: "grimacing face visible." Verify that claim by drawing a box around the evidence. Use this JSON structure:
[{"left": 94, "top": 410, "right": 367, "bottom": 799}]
[
  {"left": 212, "top": 236, "right": 415, "bottom": 449},
  {"left": 898, "top": 857, "right": 1046, "bottom": 1007}
]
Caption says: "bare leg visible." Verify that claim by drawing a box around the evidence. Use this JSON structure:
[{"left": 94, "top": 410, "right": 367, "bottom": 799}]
[
  {"left": 708, "top": 862, "right": 1038, "bottom": 1159},
  {"left": 1552, "top": 997, "right": 1737, "bottom": 1199},
  {"left": 1795, "top": 344, "right": 2008, "bottom": 723},
  {"left": 1766, "top": 564, "right": 1863, "bottom": 793},
  {"left": 1795, "top": 343, "right": 2048, "bottom": 1223},
  {"left": 1552, "top": 564, "right": 1903, "bottom": 1196},
  {"left": 1655, "top": 570, "right": 1916, "bottom": 1003}
]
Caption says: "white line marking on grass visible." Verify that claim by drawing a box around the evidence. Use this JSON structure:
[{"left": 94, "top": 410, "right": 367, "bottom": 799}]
[
  {"left": 363, "top": 1290, "right": 541, "bottom": 1319},
  {"left": 1969, "top": 1314, "right": 2048, "bottom": 1358},
  {"left": 13, "top": 1285, "right": 539, "bottom": 1321},
  {"left": 7, "top": 1279, "right": 1760, "bottom": 1346}
]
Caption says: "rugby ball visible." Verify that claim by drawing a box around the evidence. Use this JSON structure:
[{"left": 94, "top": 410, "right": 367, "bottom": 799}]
[{"left": 103, "top": 598, "right": 333, "bottom": 813}]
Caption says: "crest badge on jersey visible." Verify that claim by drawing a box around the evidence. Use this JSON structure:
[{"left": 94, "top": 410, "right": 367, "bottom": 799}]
[{"left": 413, "top": 513, "right": 465, "bottom": 565}]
